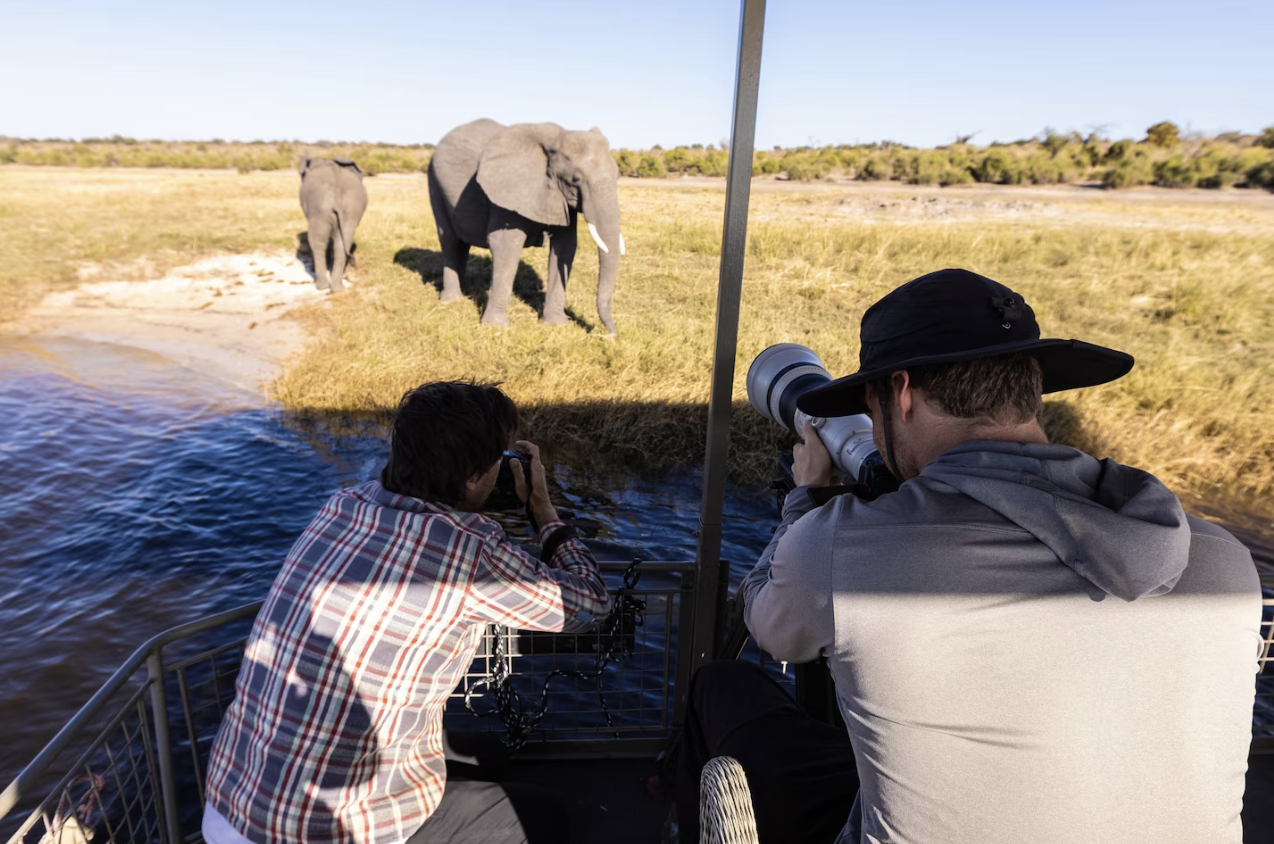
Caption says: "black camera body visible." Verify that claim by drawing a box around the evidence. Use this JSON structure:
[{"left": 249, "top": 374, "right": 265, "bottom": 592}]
[{"left": 486, "top": 450, "right": 531, "bottom": 511}]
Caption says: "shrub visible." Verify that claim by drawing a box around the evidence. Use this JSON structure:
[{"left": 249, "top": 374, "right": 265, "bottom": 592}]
[
  {"left": 941, "top": 165, "right": 973, "bottom": 186},
  {"left": 1153, "top": 156, "right": 1196, "bottom": 189},
  {"left": 973, "top": 149, "right": 1017, "bottom": 184},
  {"left": 1145, "top": 121, "right": 1180, "bottom": 148},
  {"left": 1027, "top": 158, "right": 1070, "bottom": 185},
  {"left": 613, "top": 150, "right": 638, "bottom": 177},
  {"left": 906, "top": 151, "right": 944, "bottom": 185},
  {"left": 1248, "top": 160, "right": 1274, "bottom": 190},
  {"left": 696, "top": 149, "right": 728, "bottom": 177},
  {"left": 1198, "top": 169, "right": 1238, "bottom": 189},
  {"left": 1257, "top": 127, "right": 1274, "bottom": 150},
  {"left": 1103, "top": 139, "right": 1134, "bottom": 163},
  {"left": 635, "top": 155, "right": 667, "bottom": 178},
  {"left": 785, "top": 154, "right": 832, "bottom": 182},
  {"left": 1103, "top": 157, "right": 1154, "bottom": 188},
  {"left": 1041, "top": 132, "right": 1070, "bottom": 158},
  {"left": 663, "top": 147, "right": 690, "bottom": 173},
  {"left": 860, "top": 155, "right": 891, "bottom": 181},
  {"left": 758, "top": 154, "right": 783, "bottom": 175}
]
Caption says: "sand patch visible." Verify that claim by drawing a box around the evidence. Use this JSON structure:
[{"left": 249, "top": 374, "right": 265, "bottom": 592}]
[{"left": 10, "top": 252, "right": 342, "bottom": 397}]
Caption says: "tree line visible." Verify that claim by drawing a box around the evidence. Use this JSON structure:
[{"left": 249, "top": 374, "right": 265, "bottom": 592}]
[{"left": 3, "top": 123, "right": 1272, "bottom": 190}]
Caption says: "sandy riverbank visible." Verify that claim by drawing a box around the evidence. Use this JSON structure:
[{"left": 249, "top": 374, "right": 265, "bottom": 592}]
[{"left": 6, "top": 251, "right": 336, "bottom": 398}]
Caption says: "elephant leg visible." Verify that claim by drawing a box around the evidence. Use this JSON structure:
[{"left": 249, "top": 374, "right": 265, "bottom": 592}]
[
  {"left": 483, "top": 228, "right": 526, "bottom": 326},
  {"left": 543, "top": 217, "right": 576, "bottom": 326},
  {"left": 438, "top": 233, "right": 469, "bottom": 302},
  {"left": 329, "top": 223, "right": 347, "bottom": 292},
  {"left": 309, "top": 218, "right": 333, "bottom": 291}
]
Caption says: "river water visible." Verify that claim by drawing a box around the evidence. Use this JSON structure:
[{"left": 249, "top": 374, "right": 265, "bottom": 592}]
[
  {"left": 1, "top": 335, "right": 1270, "bottom": 788},
  {"left": 0, "top": 336, "right": 781, "bottom": 785}
]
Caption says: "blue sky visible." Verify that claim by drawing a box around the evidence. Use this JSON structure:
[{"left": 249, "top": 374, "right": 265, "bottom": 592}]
[{"left": 2, "top": 0, "right": 1269, "bottom": 149}]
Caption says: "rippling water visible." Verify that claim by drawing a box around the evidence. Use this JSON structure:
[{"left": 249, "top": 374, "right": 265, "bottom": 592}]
[{"left": 0, "top": 337, "right": 779, "bottom": 784}]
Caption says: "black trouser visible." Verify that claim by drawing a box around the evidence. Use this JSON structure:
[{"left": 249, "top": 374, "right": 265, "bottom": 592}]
[
  {"left": 406, "top": 732, "right": 568, "bottom": 844},
  {"left": 672, "top": 661, "right": 860, "bottom": 844}
]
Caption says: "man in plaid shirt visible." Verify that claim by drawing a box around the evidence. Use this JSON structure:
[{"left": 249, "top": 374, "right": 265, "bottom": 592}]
[{"left": 202, "top": 381, "right": 611, "bottom": 844}]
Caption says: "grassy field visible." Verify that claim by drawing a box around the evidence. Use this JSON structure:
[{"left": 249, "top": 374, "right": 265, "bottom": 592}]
[{"left": 3, "top": 166, "right": 1273, "bottom": 511}]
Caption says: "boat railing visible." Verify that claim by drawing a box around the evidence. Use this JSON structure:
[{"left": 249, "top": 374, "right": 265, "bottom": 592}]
[
  {"left": 0, "top": 560, "right": 706, "bottom": 844},
  {"left": 1257, "top": 568, "right": 1274, "bottom": 753}
]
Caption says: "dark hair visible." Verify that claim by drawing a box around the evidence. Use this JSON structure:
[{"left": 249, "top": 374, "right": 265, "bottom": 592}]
[
  {"left": 380, "top": 381, "right": 518, "bottom": 505},
  {"left": 871, "top": 352, "right": 1044, "bottom": 424}
]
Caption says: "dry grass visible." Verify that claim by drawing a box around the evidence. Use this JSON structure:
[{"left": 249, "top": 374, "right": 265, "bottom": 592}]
[{"left": 4, "top": 166, "right": 1273, "bottom": 509}]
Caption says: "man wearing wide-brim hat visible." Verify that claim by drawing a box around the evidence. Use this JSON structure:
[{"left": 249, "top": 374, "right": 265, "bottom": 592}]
[{"left": 674, "top": 269, "right": 1261, "bottom": 844}]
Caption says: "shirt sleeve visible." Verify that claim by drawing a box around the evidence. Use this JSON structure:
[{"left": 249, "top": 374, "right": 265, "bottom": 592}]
[
  {"left": 740, "top": 486, "right": 837, "bottom": 663},
  {"left": 463, "top": 520, "right": 612, "bottom": 633}
]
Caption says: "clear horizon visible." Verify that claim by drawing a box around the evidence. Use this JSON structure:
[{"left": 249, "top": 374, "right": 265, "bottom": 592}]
[{"left": 2, "top": 0, "right": 1269, "bottom": 150}]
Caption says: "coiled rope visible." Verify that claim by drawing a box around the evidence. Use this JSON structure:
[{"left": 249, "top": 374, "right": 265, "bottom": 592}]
[{"left": 463, "top": 557, "right": 646, "bottom": 749}]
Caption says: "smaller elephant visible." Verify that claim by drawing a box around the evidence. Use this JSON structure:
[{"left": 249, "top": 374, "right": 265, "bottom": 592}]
[{"left": 299, "top": 157, "right": 368, "bottom": 291}]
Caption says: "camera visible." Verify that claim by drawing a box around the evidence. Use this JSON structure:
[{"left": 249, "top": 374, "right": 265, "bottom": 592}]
[
  {"left": 746, "top": 343, "right": 897, "bottom": 499},
  {"left": 486, "top": 449, "right": 531, "bottom": 511}
]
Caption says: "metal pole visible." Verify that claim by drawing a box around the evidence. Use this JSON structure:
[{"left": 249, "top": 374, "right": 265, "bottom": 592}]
[
  {"left": 147, "top": 651, "right": 182, "bottom": 844},
  {"left": 689, "top": 0, "right": 766, "bottom": 677}
]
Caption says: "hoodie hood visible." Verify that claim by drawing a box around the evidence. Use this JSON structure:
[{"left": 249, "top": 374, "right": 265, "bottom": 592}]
[{"left": 920, "top": 442, "right": 1190, "bottom": 601}]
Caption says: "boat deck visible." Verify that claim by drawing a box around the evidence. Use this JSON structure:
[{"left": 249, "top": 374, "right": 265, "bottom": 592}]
[
  {"left": 496, "top": 755, "right": 1274, "bottom": 844},
  {"left": 503, "top": 758, "right": 669, "bottom": 843}
]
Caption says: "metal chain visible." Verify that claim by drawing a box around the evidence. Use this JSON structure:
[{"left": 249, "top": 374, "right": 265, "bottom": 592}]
[{"left": 463, "top": 558, "right": 646, "bottom": 749}]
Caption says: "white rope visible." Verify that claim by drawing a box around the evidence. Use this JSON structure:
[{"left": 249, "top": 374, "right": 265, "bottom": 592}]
[{"left": 699, "top": 756, "right": 759, "bottom": 844}]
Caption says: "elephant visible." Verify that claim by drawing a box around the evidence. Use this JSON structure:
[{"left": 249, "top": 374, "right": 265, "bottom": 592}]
[
  {"left": 299, "top": 157, "right": 368, "bottom": 291},
  {"left": 427, "top": 119, "right": 624, "bottom": 333}
]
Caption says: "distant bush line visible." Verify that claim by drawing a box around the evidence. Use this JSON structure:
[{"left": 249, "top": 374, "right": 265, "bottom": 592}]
[
  {"left": 0, "top": 137, "right": 435, "bottom": 176},
  {"left": 3, "top": 123, "right": 1273, "bottom": 190}
]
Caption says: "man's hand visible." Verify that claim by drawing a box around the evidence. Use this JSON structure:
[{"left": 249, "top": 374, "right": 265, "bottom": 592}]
[
  {"left": 511, "top": 440, "right": 560, "bottom": 526},
  {"left": 793, "top": 420, "right": 834, "bottom": 488}
]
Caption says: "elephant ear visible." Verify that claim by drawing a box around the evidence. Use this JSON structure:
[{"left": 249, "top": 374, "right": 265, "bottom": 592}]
[
  {"left": 332, "top": 157, "right": 364, "bottom": 178},
  {"left": 298, "top": 156, "right": 312, "bottom": 175},
  {"left": 477, "top": 123, "right": 570, "bottom": 227}
]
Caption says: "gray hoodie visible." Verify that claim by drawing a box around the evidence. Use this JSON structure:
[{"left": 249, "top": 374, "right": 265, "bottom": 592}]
[{"left": 742, "top": 442, "right": 1261, "bottom": 844}]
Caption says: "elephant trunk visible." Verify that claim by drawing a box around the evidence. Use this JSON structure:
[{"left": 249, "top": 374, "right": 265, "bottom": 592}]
[{"left": 582, "top": 183, "right": 622, "bottom": 334}]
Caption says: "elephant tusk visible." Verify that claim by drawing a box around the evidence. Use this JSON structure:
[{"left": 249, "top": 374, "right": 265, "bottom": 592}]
[
  {"left": 587, "top": 222, "right": 610, "bottom": 254},
  {"left": 619, "top": 233, "right": 626, "bottom": 256}
]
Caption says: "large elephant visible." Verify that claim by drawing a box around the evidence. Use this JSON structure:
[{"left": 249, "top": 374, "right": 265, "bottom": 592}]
[
  {"left": 427, "top": 119, "right": 624, "bottom": 333},
  {"left": 299, "top": 157, "right": 368, "bottom": 291}
]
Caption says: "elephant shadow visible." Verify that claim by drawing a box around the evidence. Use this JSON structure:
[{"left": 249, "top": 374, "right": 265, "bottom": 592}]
[{"left": 392, "top": 247, "right": 592, "bottom": 331}]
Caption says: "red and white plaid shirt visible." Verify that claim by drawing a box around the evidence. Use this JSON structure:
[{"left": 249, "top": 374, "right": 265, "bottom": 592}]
[{"left": 205, "top": 481, "right": 609, "bottom": 844}]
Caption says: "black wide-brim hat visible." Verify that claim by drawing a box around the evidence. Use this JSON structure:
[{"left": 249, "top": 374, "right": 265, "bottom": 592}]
[{"left": 797, "top": 268, "right": 1134, "bottom": 418}]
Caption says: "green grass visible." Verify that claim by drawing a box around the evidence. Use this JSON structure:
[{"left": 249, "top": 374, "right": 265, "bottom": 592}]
[{"left": 3, "top": 167, "right": 1273, "bottom": 512}]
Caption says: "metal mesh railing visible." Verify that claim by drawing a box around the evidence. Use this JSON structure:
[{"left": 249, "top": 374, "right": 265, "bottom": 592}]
[
  {"left": 0, "top": 604, "right": 259, "bottom": 844},
  {"left": 0, "top": 562, "right": 696, "bottom": 844},
  {"left": 445, "top": 562, "right": 693, "bottom": 751}
]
